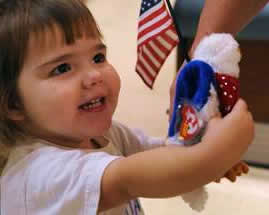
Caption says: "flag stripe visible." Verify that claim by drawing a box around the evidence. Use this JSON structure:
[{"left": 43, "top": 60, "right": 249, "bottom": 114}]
[
  {"left": 142, "top": 46, "right": 161, "bottom": 68},
  {"left": 145, "top": 42, "right": 163, "bottom": 63},
  {"left": 140, "top": 48, "right": 159, "bottom": 71},
  {"left": 157, "top": 35, "right": 172, "bottom": 50},
  {"left": 162, "top": 29, "right": 178, "bottom": 45},
  {"left": 138, "top": 61, "right": 156, "bottom": 81},
  {"left": 159, "top": 30, "right": 179, "bottom": 50},
  {"left": 165, "top": 28, "right": 179, "bottom": 41},
  {"left": 153, "top": 37, "right": 169, "bottom": 55},
  {"left": 138, "top": 25, "right": 173, "bottom": 50},
  {"left": 136, "top": 62, "right": 154, "bottom": 86},
  {"left": 138, "top": 19, "right": 172, "bottom": 46},
  {"left": 138, "top": 16, "right": 171, "bottom": 44},
  {"left": 138, "top": 12, "right": 170, "bottom": 37},
  {"left": 138, "top": 10, "right": 168, "bottom": 33},
  {"left": 138, "top": 52, "right": 157, "bottom": 77},
  {"left": 139, "top": 2, "right": 166, "bottom": 28},
  {"left": 139, "top": 1, "right": 164, "bottom": 23},
  {"left": 137, "top": 61, "right": 154, "bottom": 83},
  {"left": 137, "top": 62, "right": 154, "bottom": 81},
  {"left": 148, "top": 40, "right": 166, "bottom": 59}
]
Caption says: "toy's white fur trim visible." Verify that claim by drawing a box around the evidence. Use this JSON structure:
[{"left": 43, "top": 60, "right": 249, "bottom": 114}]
[
  {"left": 199, "top": 85, "right": 220, "bottom": 121},
  {"left": 181, "top": 187, "right": 208, "bottom": 212},
  {"left": 193, "top": 33, "right": 241, "bottom": 78}
]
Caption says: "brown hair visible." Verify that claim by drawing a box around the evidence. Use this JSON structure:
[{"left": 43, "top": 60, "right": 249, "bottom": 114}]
[{"left": 0, "top": 0, "right": 102, "bottom": 167}]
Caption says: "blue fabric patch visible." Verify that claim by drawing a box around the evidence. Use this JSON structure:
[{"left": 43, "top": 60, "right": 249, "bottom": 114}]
[{"left": 168, "top": 60, "right": 217, "bottom": 138}]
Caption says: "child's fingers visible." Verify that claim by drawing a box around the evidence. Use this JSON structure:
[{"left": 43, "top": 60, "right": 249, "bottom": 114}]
[
  {"left": 214, "top": 178, "right": 221, "bottom": 183},
  {"left": 234, "top": 162, "right": 243, "bottom": 174},
  {"left": 225, "top": 98, "right": 252, "bottom": 122},
  {"left": 231, "top": 98, "right": 249, "bottom": 113},
  {"left": 234, "top": 161, "right": 249, "bottom": 174},
  {"left": 223, "top": 99, "right": 254, "bottom": 147},
  {"left": 225, "top": 171, "right": 237, "bottom": 182},
  {"left": 241, "top": 162, "right": 249, "bottom": 174}
]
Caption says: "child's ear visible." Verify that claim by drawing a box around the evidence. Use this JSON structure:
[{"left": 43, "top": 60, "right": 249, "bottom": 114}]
[
  {"left": 8, "top": 109, "right": 25, "bottom": 121},
  {"left": 7, "top": 103, "right": 25, "bottom": 121}
]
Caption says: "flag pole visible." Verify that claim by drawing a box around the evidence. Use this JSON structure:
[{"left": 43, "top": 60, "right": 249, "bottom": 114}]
[{"left": 165, "top": 0, "right": 190, "bottom": 62}]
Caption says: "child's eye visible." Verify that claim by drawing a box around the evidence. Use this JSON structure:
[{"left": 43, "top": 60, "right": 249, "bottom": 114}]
[
  {"left": 93, "top": 53, "right": 106, "bottom": 64},
  {"left": 51, "top": 63, "right": 71, "bottom": 76}
]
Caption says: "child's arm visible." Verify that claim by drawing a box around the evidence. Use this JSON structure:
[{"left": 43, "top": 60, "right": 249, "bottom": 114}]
[{"left": 99, "top": 99, "right": 254, "bottom": 211}]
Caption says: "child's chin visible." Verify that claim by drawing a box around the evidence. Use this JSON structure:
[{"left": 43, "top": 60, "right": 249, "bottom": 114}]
[{"left": 96, "top": 120, "right": 113, "bottom": 135}]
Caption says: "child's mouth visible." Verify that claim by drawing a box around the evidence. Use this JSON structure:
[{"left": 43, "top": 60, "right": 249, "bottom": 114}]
[{"left": 79, "top": 97, "right": 105, "bottom": 111}]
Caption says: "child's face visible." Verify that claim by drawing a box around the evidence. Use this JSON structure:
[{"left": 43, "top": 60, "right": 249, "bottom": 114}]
[{"left": 16, "top": 28, "right": 121, "bottom": 147}]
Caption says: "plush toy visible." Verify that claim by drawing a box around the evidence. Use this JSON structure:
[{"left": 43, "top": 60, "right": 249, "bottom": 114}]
[
  {"left": 168, "top": 33, "right": 242, "bottom": 145},
  {"left": 167, "top": 33, "right": 247, "bottom": 211}
]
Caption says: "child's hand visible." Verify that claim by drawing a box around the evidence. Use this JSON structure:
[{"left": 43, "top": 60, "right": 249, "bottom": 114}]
[
  {"left": 215, "top": 161, "right": 249, "bottom": 183},
  {"left": 201, "top": 99, "right": 254, "bottom": 175}
]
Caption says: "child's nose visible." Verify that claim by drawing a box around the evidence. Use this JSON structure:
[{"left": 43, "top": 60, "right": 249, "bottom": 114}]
[{"left": 81, "top": 70, "right": 103, "bottom": 89}]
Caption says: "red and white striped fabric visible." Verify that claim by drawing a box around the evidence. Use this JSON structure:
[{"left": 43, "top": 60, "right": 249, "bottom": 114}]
[{"left": 136, "top": 0, "right": 179, "bottom": 88}]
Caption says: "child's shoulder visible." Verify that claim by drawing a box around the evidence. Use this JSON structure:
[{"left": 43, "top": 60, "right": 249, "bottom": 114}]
[
  {"left": 2, "top": 140, "right": 110, "bottom": 176},
  {"left": 1, "top": 142, "right": 120, "bottom": 215},
  {"left": 108, "top": 120, "right": 139, "bottom": 142},
  {"left": 1, "top": 140, "right": 119, "bottom": 190}
]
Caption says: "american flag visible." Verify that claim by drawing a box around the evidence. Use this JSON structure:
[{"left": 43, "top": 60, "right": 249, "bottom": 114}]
[{"left": 136, "top": 0, "right": 179, "bottom": 88}]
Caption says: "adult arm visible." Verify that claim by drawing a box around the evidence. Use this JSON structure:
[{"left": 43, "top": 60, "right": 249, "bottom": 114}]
[{"left": 190, "top": 0, "right": 269, "bottom": 56}]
